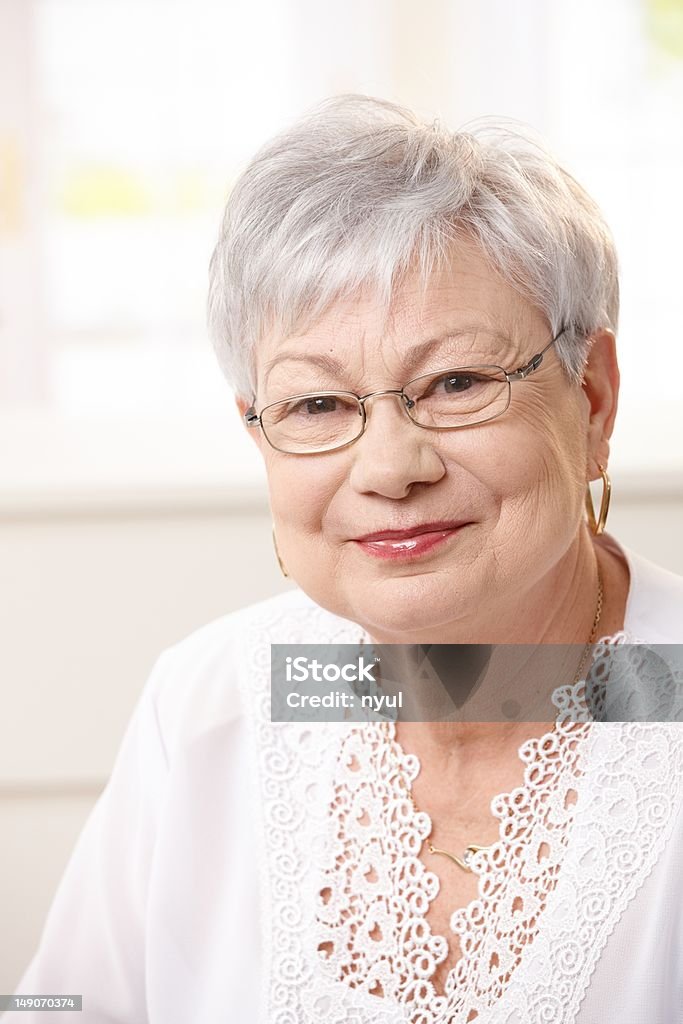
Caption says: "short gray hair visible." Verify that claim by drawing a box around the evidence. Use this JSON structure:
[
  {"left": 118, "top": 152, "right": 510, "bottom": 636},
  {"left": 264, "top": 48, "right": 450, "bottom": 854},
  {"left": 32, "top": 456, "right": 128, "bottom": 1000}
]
[{"left": 208, "top": 94, "right": 619, "bottom": 398}]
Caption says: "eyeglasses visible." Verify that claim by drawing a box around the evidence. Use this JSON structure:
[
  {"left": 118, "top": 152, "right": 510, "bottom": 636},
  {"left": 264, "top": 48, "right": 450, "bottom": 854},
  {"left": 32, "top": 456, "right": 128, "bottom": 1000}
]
[{"left": 244, "top": 326, "right": 568, "bottom": 455}]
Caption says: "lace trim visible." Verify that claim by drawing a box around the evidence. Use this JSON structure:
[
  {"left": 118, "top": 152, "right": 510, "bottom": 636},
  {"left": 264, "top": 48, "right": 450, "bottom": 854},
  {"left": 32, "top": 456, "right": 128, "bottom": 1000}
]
[
  {"left": 313, "top": 662, "right": 596, "bottom": 1020},
  {"left": 239, "top": 610, "right": 683, "bottom": 1024}
]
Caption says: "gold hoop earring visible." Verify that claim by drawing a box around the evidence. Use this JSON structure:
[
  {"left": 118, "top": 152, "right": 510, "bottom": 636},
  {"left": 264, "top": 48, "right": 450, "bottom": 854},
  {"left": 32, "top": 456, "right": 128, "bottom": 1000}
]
[
  {"left": 585, "top": 464, "right": 611, "bottom": 536},
  {"left": 271, "top": 526, "right": 289, "bottom": 578}
]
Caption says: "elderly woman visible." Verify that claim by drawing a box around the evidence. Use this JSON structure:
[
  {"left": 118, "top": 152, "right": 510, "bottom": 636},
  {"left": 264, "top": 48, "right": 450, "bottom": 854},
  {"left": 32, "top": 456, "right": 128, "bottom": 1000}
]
[{"left": 15, "top": 96, "right": 683, "bottom": 1024}]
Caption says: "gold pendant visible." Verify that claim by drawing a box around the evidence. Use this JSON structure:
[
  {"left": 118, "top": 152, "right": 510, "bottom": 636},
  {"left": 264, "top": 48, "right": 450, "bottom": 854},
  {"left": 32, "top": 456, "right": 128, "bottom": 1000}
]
[{"left": 427, "top": 842, "right": 488, "bottom": 872}]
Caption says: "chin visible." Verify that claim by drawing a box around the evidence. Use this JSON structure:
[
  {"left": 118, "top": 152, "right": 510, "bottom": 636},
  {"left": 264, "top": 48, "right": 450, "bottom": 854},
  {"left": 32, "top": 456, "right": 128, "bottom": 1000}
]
[{"left": 344, "top": 575, "right": 467, "bottom": 644}]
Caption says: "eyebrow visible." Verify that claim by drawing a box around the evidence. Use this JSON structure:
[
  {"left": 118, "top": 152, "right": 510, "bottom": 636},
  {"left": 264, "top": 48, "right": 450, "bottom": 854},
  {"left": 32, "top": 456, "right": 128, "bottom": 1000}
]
[{"left": 262, "top": 326, "right": 515, "bottom": 385}]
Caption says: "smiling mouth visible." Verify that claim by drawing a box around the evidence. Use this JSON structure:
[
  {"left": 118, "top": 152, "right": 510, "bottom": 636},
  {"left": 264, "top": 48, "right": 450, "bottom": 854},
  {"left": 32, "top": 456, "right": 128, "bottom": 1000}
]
[{"left": 352, "top": 523, "right": 470, "bottom": 561}]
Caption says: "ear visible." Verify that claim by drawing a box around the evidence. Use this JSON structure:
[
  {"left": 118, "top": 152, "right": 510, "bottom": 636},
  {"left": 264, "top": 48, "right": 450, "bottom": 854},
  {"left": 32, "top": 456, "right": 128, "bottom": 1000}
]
[
  {"left": 234, "top": 393, "right": 264, "bottom": 451},
  {"left": 580, "top": 328, "right": 619, "bottom": 480}
]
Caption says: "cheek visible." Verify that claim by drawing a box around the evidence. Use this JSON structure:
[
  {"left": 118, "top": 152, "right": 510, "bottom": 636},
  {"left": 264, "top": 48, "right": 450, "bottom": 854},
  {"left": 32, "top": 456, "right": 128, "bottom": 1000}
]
[
  {"left": 481, "top": 401, "right": 588, "bottom": 522},
  {"left": 265, "top": 455, "right": 338, "bottom": 532}
]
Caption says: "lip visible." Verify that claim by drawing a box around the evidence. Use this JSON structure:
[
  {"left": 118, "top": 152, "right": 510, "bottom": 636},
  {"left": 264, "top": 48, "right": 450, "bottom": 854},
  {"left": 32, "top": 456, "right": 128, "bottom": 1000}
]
[
  {"left": 353, "top": 520, "right": 469, "bottom": 542},
  {"left": 352, "top": 520, "right": 470, "bottom": 561}
]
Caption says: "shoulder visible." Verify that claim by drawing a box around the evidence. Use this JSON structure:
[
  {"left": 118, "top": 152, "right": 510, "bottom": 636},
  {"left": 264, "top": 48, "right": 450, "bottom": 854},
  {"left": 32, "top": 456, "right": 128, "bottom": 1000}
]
[
  {"left": 621, "top": 544, "right": 683, "bottom": 643},
  {"left": 142, "top": 586, "right": 362, "bottom": 755}
]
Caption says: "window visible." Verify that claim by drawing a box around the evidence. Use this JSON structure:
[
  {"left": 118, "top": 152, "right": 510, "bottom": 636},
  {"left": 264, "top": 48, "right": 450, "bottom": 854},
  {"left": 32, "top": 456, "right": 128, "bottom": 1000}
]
[{"left": 1, "top": 0, "right": 681, "bottom": 498}]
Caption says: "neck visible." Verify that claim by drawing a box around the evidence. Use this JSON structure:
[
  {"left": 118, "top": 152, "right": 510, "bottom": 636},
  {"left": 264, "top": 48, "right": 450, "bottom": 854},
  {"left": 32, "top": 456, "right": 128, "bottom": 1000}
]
[
  {"left": 375, "top": 637, "right": 588, "bottom": 727},
  {"left": 401, "top": 719, "right": 549, "bottom": 760}
]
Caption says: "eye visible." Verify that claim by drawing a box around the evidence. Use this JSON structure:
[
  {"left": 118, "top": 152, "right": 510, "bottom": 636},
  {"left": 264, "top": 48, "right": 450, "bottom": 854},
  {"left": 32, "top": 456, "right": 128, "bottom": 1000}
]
[
  {"left": 440, "top": 373, "right": 474, "bottom": 393},
  {"left": 408, "top": 369, "right": 497, "bottom": 407},
  {"left": 294, "top": 395, "right": 339, "bottom": 415},
  {"left": 427, "top": 371, "right": 486, "bottom": 395}
]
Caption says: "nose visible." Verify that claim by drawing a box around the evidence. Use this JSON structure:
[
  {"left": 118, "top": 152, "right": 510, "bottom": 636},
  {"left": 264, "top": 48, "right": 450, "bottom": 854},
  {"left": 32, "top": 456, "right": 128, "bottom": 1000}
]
[{"left": 348, "top": 391, "right": 445, "bottom": 498}]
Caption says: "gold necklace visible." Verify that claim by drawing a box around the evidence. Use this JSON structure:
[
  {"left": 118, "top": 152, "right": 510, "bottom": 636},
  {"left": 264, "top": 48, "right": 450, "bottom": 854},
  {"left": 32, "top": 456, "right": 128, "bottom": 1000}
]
[{"left": 397, "top": 561, "right": 604, "bottom": 872}]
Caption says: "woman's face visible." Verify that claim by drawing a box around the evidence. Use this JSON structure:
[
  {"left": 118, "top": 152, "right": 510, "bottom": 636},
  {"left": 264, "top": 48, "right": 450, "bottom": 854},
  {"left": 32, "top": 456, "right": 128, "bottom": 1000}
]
[{"left": 238, "top": 242, "right": 615, "bottom": 642}]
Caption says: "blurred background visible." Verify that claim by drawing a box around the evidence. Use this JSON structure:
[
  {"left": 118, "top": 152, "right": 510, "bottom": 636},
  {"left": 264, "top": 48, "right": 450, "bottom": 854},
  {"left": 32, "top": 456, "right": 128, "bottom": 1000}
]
[{"left": 1, "top": 0, "right": 683, "bottom": 993}]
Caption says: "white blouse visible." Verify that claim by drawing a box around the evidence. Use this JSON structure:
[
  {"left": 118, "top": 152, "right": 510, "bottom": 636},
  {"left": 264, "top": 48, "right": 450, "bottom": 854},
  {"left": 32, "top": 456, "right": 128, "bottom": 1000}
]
[{"left": 10, "top": 535, "right": 683, "bottom": 1024}]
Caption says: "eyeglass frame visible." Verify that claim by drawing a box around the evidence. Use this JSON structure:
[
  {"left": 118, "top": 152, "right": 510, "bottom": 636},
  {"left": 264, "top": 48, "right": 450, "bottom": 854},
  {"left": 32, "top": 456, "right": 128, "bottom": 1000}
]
[{"left": 244, "top": 324, "right": 570, "bottom": 455}]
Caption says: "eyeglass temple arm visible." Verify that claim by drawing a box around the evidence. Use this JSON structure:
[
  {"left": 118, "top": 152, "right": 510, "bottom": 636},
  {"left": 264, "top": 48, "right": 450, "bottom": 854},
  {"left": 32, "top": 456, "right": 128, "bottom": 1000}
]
[
  {"left": 507, "top": 326, "right": 570, "bottom": 381},
  {"left": 244, "top": 396, "right": 260, "bottom": 426}
]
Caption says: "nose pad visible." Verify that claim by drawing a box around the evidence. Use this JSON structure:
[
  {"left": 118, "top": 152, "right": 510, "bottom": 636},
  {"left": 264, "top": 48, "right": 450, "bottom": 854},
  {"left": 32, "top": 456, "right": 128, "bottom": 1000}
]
[{"left": 360, "top": 389, "right": 415, "bottom": 423}]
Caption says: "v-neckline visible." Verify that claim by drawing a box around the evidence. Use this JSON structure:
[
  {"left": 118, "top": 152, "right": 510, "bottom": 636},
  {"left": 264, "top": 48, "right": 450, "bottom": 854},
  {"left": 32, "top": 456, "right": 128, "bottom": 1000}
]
[
  {"left": 377, "top": 714, "right": 593, "bottom": 1013},
  {"left": 314, "top": 634, "right": 627, "bottom": 1022}
]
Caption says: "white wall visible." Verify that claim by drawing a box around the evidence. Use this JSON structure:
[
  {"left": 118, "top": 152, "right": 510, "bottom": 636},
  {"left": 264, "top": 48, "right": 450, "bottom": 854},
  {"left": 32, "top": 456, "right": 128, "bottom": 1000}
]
[
  {"left": 1, "top": 476, "right": 682, "bottom": 992},
  {"left": 0, "top": 489, "right": 293, "bottom": 994}
]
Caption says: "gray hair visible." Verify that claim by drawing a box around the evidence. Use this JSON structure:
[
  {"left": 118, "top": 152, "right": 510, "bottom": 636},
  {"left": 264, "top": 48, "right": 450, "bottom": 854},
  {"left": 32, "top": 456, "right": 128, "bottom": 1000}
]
[{"left": 208, "top": 94, "right": 619, "bottom": 398}]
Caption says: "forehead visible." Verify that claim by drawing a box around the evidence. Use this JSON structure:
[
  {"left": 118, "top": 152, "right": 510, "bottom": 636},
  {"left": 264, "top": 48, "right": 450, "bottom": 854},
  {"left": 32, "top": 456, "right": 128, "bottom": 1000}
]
[
  {"left": 386, "top": 244, "right": 526, "bottom": 331},
  {"left": 258, "top": 241, "right": 546, "bottom": 388}
]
